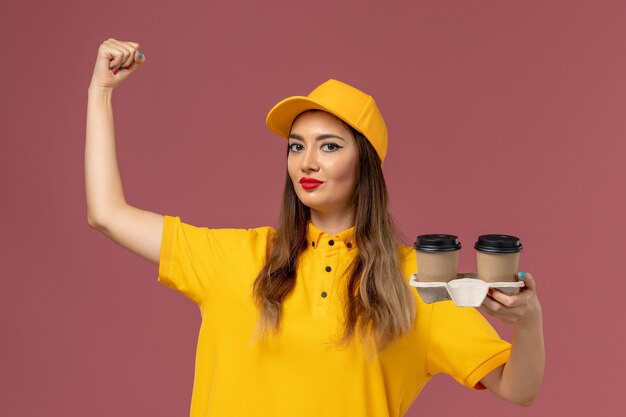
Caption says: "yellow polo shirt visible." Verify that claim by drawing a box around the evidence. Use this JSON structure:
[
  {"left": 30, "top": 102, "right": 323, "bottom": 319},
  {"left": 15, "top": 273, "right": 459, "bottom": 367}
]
[{"left": 158, "top": 215, "right": 511, "bottom": 417}]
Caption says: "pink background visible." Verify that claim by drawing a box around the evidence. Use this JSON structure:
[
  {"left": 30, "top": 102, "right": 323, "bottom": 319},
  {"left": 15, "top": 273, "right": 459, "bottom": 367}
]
[{"left": 1, "top": 0, "right": 624, "bottom": 415}]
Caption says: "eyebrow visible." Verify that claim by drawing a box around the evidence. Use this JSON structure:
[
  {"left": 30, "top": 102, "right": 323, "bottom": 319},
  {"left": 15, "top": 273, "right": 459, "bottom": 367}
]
[{"left": 288, "top": 133, "right": 346, "bottom": 142}]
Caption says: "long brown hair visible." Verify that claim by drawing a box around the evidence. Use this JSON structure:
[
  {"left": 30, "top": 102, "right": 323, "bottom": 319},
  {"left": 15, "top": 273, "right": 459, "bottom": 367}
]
[{"left": 253, "top": 111, "right": 415, "bottom": 352}]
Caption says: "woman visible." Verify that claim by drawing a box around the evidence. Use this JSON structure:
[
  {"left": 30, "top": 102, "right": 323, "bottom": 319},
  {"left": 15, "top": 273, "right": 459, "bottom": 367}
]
[{"left": 86, "top": 39, "right": 544, "bottom": 417}]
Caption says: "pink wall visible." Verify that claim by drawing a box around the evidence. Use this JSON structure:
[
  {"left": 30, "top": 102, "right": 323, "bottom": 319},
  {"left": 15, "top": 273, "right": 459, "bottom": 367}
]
[{"left": 1, "top": 0, "right": 623, "bottom": 415}]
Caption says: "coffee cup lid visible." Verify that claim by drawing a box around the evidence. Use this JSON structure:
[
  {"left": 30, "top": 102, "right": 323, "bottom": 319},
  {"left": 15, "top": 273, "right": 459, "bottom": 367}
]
[
  {"left": 414, "top": 234, "right": 462, "bottom": 252},
  {"left": 474, "top": 234, "right": 523, "bottom": 253}
]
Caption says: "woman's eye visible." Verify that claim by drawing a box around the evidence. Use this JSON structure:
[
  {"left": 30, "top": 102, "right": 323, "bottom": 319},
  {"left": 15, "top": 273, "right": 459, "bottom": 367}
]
[
  {"left": 321, "top": 143, "right": 341, "bottom": 152},
  {"left": 288, "top": 143, "right": 303, "bottom": 152}
]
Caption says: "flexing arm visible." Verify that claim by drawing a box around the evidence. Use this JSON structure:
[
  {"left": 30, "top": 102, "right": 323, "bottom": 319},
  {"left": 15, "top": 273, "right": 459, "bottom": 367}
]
[
  {"left": 478, "top": 272, "right": 545, "bottom": 406},
  {"left": 85, "top": 39, "right": 163, "bottom": 265}
]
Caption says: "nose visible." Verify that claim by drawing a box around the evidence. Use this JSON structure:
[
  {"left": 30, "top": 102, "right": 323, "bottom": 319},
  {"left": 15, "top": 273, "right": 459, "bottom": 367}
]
[{"left": 300, "top": 146, "right": 319, "bottom": 172}]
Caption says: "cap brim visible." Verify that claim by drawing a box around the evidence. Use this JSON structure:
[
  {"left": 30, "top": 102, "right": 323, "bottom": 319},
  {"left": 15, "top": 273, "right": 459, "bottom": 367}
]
[{"left": 266, "top": 96, "right": 346, "bottom": 139}]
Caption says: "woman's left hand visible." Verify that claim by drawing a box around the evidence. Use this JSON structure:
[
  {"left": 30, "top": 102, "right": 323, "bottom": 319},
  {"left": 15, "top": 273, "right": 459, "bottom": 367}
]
[{"left": 478, "top": 272, "right": 542, "bottom": 328}]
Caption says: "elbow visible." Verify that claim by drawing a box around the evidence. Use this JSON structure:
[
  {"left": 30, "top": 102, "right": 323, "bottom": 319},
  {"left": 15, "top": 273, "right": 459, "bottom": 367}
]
[
  {"left": 509, "top": 392, "right": 537, "bottom": 407},
  {"left": 87, "top": 210, "right": 108, "bottom": 231},
  {"left": 492, "top": 384, "right": 539, "bottom": 407},
  {"left": 87, "top": 204, "right": 124, "bottom": 231},
  {"left": 87, "top": 204, "right": 128, "bottom": 232},
  {"left": 519, "top": 397, "right": 536, "bottom": 407},
  {"left": 87, "top": 213, "right": 99, "bottom": 229},
  {"left": 87, "top": 218, "right": 101, "bottom": 230}
]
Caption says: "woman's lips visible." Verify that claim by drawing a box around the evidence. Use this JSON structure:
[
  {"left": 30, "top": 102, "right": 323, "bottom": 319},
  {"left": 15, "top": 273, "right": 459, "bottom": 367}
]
[{"left": 300, "top": 177, "right": 324, "bottom": 190}]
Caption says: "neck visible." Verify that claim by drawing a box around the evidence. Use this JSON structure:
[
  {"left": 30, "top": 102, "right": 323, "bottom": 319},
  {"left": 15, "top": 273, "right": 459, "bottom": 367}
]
[{"left": 310, "top": 209, "right": 354, "bottom": 236}]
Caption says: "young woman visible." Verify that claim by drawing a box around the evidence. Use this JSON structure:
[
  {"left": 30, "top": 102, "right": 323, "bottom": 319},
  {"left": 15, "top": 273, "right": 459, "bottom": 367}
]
[{"left": 86, "top": 38, "right": 544, "bottom": 417}]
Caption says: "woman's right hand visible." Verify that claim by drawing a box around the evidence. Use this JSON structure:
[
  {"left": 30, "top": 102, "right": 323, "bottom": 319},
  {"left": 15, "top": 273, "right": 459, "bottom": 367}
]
[{"left": 89, "top": 38, "right": 145, "bottom": 91}]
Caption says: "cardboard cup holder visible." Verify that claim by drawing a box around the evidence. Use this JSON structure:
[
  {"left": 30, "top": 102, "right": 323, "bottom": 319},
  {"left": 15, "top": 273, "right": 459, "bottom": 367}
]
[{"left": 409, "top": 273, "right": 525, "bottom": 307}]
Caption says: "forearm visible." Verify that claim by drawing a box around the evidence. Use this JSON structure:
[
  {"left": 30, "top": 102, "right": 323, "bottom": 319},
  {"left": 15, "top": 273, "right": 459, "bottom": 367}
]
[
  {"left": 499, "top": 311, "right": 545, "bottom": 405},
  {"left": 85, "top": 86, "right": 127, "bottom": 227}
]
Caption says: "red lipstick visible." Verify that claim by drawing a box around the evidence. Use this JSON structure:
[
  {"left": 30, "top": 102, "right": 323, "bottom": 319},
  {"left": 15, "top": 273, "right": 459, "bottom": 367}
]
[{"left": 299, "top": 177, "right": 324, "bottom": 190}]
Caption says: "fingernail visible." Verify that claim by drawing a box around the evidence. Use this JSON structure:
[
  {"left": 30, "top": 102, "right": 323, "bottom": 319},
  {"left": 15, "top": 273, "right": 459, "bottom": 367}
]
[
  {"left": 138, "top": 50, "right": 143, "bottom": 58},
  {"left": 113, "top": 67, "right": 119, "bottom": 75},
  {"left": 518, "top": 272, "right": 527, "bottom": 279},
  {"left": 488, "top": 289, "right": 494, "bottom": 295}
]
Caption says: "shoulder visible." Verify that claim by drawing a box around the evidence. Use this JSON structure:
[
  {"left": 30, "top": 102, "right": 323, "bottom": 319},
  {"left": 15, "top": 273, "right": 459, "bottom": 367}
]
[{"left": 164, "top": 215, "right": 276, "bottom": 249}]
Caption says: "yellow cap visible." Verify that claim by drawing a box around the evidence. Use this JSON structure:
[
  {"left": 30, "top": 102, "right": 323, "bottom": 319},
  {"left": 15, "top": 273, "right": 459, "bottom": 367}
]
[{"left": 266, "top": 79, "right": 388, "bottom": 164}]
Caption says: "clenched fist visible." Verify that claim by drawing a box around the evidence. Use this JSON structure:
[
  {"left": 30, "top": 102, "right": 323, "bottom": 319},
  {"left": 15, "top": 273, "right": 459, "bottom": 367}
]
[{"left": 89, "top": 38, "right": 145, "bottom": 91}]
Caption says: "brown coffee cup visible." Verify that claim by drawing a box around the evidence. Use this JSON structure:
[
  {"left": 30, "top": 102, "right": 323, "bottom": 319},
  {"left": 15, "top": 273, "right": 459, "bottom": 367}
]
[
  {"left": 474, "top": 234, "right": 523, "bottom": 283},
  {"left": 414, "top": 234, "right": 462, "bottom": 282}
]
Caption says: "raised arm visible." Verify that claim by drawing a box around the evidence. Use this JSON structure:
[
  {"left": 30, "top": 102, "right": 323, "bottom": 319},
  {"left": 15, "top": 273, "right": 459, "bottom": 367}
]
[{"left": 85, "top": 38, "right": 163, "bottom": 265}]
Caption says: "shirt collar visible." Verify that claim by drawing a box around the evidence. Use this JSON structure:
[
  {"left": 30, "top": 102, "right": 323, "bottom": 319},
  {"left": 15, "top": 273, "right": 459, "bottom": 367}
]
[{"left": 306, "top": 222, "right": 356, "bottom": 251}]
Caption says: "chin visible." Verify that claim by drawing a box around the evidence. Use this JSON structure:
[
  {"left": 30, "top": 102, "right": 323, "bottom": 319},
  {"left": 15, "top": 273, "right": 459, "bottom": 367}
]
[{"left": 296, "top": 195, "right": 327, "bottom": 212}]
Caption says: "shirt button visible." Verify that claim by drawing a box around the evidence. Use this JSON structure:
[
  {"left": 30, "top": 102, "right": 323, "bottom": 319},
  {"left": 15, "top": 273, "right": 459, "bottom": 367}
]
[
  {"left": 347, "top": 242, "right": 352, "bottom": 248},
  {"left": 321, "top": 291, "right": 327, "bottom": 298},
  {"left": 328, "top": 240, "right": 335, "bottom": 246},
  {"left": 325, "top": 266, "right": 332, "bottom": 272}
]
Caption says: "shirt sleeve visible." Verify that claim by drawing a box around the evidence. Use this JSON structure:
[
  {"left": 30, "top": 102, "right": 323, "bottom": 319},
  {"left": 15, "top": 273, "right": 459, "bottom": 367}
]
[
  {"left": 157, "top": 215, "right": 268, "bottom": 305},
  {"left": 425, "top": 300, "right": 512, "bottom": 390}
]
